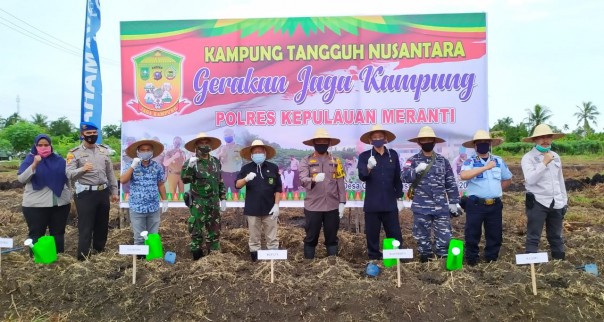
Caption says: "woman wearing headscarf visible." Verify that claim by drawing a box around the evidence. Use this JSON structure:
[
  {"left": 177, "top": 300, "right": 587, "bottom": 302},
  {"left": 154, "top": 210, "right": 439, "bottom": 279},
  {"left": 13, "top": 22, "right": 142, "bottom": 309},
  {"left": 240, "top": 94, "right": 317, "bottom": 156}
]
[{"left": 17, "top": 134, "right": 71, "bottom": 253}]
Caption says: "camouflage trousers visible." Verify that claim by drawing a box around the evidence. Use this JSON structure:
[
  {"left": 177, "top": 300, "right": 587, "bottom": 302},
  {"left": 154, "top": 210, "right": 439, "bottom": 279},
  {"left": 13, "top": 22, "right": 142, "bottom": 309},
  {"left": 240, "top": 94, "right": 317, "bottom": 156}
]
[
  {"left": 188, "top": 197, "right": 221, "bottom": 253},
  {"left": 412, "top": 212, "right": 452, "bottom": 257}
]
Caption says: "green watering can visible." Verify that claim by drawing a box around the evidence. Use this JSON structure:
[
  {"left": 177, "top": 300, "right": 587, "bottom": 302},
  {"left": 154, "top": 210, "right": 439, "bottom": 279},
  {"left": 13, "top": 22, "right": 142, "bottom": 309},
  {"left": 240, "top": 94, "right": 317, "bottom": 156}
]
[
  {"left": 383, "top": 238, "right": 398, "bottom": 268},
  {"left": 446, "top": 239, "right": 464, "bottom": 271},
  {"left": 141, "top": 231, "right": 163, "bottom": 260},
  {"left": 24, "top": 236, "right": 57, "bottom": 264}
]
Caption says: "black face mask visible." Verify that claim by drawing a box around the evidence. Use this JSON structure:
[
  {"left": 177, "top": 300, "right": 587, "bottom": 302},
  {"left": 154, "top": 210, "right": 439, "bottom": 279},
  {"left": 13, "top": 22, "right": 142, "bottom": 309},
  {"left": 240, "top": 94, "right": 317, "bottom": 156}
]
[
  {"left": 83, "top": 134, "right": 98, "bottom": 144},
  {"left": 476, "top": 142, "right": 491, "bottom": 154},
  {"left": 196, "top": 145, "right": 211, "bottom": 156},
  {"left": 420, "top": 142, "right": 435, "bottom": 153},
  {"left": 371, "top": 139, "right": 385, "bottom": 148},
  {"left": 314, "top": 144, "right": 329, "bottom": 154}
]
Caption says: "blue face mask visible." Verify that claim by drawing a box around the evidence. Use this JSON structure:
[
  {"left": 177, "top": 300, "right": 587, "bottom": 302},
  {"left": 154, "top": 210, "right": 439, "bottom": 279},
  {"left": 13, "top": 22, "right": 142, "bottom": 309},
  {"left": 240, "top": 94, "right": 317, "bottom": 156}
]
[
  {"left": 137, "top": 150, "right": 153, "bottom": 161},
  {"left": 251, "top": 153, "right": 266, "bottom": 165},
  {"left": 535, "top": 145, "right": 551, "bottom": 153},
  {"left": 224, "top": 136, "right": 234, "bottom": 143}
]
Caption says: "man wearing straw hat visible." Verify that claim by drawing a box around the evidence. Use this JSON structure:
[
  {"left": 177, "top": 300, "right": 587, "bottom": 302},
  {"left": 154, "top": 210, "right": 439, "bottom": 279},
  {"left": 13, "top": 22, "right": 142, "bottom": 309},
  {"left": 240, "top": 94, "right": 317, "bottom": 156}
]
[
  {"left": 119, "top": 139, "right": 169, "bottom": 248},
  {"left": 521, "top": 124, "right": 568, "bottom": 260},
  {"left": 67, "top": 122, "right": 119, "bottom": 261},
  {"left": 299, "top": 128, "right": 346, "bottom": 259},
  {"left": 402, "top": 126, "right": 460, "bottom": 262},
  {"left": 181, "top": 133, "right": 227, "bottom": 260},
  {"left": 460, "top": 130, "right": 512, "bottom": 265},
  {"left": 235, "top": 140, "right": 282, "bottom": 262},
  {"left": 357, "top": 125, "right": 404, "bottom": 260}
]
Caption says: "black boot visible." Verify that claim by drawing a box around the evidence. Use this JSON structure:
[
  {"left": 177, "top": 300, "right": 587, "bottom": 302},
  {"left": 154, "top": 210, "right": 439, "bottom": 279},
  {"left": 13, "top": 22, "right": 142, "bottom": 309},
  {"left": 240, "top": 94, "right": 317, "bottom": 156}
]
[
  {"left": 250, "top": 251, "right": 258, "bottom": 262},
  {"left": 326, "top": 245, "right": 338, "bottom": 256},
  {"left": 304, "top": 245, "right": 316, "bottom": 259},
  {"left": 419, "top": 254, "right": 431, "bottom": 263},
  {"left": 552, "top": 251, "right": 565, "bottom": 260},
  {"left": 192, "top": 249, "right": 204, "bottom": 261}
]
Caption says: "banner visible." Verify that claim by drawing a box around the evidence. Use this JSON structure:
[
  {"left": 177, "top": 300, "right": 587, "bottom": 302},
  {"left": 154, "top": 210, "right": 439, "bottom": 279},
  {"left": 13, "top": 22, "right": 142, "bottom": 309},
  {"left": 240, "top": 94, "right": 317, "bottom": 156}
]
[
  {"left": 81, "top": 0, "right": 103, "bottom": 141},
  {"left": 120, "top": 13, "right": 487, "bottom": 206}
]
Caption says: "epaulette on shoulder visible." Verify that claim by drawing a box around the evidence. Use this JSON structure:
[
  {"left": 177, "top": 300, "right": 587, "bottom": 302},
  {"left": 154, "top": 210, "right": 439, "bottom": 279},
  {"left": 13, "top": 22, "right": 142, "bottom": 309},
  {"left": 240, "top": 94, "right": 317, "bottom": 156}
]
[{"left": 69, "top": 146, "right": 80, "bottom": 152}]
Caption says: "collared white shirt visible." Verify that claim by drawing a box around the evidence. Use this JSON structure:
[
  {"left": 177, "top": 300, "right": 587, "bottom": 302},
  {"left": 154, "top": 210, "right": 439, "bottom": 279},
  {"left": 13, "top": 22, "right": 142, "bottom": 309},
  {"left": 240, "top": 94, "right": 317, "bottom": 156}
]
[{"left": 521, "top": 147, "right": 567, "bottom": 209}]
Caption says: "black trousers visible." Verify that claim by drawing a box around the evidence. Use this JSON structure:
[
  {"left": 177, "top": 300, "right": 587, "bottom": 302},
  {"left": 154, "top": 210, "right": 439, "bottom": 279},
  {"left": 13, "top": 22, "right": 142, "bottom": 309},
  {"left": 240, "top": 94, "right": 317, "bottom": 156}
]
[
  {"left": 365, "top": 211, "right": 403, "bottom": 260},
  {"left": 464, "top": 200, "right": 503, "bottom": 261},
  {"left": 526, "top": 201, "right": 565, "bottom": 253},
  {"left": 22, "top": 205, "right": 70, "bottom": 253},
  {"left": 303, "top": 209, "right": 339, "bottom": 248},
  {"left": 75, "top": 189, "right": 110, "bottom": 258}
]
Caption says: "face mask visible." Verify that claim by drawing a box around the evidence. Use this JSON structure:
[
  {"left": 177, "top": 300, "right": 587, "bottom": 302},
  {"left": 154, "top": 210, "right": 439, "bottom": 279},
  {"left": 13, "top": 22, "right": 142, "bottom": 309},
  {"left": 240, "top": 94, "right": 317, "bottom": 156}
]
[
  {"left": 535, "top": 145, "right": 551, "bottom": 153},
  {"left": 36, "top": 146, "right": 52, "bottom": 158},
  {"left": 174, "top": 141, "right": 182, "bottom": 148},
  {"left": 137, "top": 150, "right": 153, "bottom": 161},
  {"left": 224, "top": 136, "right": 234, "bottom": 143},
  {"left": 83, "top": 134, "right": 98, "bottom": 144},
  {"left": 371, "top": 139, "right": 385, "bottom": 148},
  {"left": 196, "top": 145, "right": 211, "bottom": 156},
  {"left": 475, "top": 142, "right": 491, "bottom": 154},
  {"left": 420, "top": 142, "right": 435, "bottom": 153},
  {"left": 314, "top": 144, "right": 329, "bottom": 154},
  {"left": 251, "top": 153, "right": 266, "bottom": 165}
]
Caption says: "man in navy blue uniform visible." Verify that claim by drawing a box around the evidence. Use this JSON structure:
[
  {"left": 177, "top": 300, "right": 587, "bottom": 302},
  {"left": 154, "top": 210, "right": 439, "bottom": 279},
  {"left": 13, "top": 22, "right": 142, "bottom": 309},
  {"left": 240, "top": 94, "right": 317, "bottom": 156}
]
[
  {"left": 460, "top": 130, "right": 512, "bottom": 265},
  {"left": 402, "top": 126, "right": 459, "bottom": 262},
  {"left": 357, "top": 125, "right": 404, "bottom": 260}
]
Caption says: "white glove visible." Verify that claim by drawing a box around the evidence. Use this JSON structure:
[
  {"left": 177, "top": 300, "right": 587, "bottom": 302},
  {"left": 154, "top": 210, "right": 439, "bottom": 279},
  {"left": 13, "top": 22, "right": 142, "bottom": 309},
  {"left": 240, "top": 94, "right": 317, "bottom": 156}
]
[
  {"left": 367, "top": 156, "right": 377, "bottom": 170},
  {"left": 130, "top": 158, "right": 141, "bottom": 169},
  {"left": 220, "top": 199, "right": 227, "bottom": 212},
  {"left": 415, "top": 162, "right": 428, "bottom": 173},
  {"left": 188, "top": 157, "right": 199, "bottom": 168},
  {"left": 448, "top": 204, "right": 458, "bottom": 213},
  {"left": 397, "top": 200, "right": 404, "bottom": 212},
  {"left": 245, "top": 172, "right": 257, "bottom": 182},
  {"left": 269, "top": 204, "right": 280, "bottom": 220},
  {"left": 314, "top": 173, "right": 326, "bottom": 182},
  {"left": 161, "top": 200, "right": 169, "bottom": 213},
  {"left": 338, "top": 203, "right": 345, "bottom": 218}
]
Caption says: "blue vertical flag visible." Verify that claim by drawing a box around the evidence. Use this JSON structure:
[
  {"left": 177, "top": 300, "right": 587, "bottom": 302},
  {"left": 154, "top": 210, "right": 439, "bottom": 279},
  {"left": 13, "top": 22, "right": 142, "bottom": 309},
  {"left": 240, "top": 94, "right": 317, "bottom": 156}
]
[{"left": 80, "top": 0, "right": 103, "bottom": 142}]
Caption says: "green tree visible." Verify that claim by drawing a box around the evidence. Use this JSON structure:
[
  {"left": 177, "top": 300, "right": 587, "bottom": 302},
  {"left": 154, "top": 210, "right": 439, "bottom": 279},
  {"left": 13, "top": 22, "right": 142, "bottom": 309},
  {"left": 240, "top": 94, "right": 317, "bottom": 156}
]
[
  {"left": 525, "top": 104, "right": 552, "bottom": 133},
  {"left": 490, "top": 117, "right": 528, "bottom": 142},
  {"left": 102, "top": 123, "right": 121, "bottom": 139},
  {"left": 5, "top": 113, "right": 23, "bottom": 127},
  {"left": 0, "top": 121, "right": 43, "bottom": 152},
  {"left": 573, "top": 101, "right": 599, "bottom": 137},
  {"left": 48, "top": 117, "right": 75, "bottom": 137},
  {"left": 0, "top": 115, "right": 6, "bottom": 129},
  {"left": 30, "top": 113, "right": 49, "bottom": 130}
]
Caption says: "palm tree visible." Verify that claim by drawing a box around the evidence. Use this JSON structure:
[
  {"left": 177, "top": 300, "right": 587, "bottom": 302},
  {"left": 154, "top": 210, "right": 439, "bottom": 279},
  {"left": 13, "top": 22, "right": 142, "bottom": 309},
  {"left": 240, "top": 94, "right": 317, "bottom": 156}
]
[
  {"left": 573, "top": 101, "right": 599, "bottom": 136},
  {"left": 525, "top": 104, "right": 552, "bottom": 133},
  {"left": 4, "top": 113, "right": 23, "bottom": 127},
  {"left": 30, "top": 113, "right": 49, "bottom": 129}
]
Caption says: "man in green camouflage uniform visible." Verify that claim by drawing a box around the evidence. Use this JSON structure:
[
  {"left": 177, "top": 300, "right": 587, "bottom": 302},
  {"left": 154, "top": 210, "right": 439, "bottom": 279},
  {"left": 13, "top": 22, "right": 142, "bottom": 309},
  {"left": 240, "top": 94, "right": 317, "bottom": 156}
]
[{"left": 181, "top": 133, "right": 227, "bottom": 260}]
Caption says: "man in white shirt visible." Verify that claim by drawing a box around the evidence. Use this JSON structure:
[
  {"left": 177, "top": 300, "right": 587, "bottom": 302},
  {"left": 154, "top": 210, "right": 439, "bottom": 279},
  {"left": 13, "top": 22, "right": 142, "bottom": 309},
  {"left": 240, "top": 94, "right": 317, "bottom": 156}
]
[{"left": 520, "top": 124, "right": 568, "bottom": 260}]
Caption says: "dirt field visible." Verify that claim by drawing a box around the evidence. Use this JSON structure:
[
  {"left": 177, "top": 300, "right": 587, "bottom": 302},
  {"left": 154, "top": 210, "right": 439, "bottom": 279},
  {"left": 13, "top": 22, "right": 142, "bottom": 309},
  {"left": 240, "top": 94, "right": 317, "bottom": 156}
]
[{"left": 0, "top": 160, "right": 603, "bottom": 321}]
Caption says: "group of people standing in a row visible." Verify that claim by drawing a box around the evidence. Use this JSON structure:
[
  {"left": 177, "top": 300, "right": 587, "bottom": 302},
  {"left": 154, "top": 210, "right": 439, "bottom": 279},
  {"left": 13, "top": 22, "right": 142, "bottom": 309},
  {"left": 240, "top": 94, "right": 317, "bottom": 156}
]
[{"left": 17, "top": 122, "right": 568, "bottom": 265}]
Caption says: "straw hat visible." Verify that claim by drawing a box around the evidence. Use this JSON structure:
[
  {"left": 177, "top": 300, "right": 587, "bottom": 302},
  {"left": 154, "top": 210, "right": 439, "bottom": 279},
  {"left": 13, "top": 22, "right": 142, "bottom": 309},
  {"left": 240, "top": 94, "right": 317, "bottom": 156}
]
[
  {"left": 359, "top": 125, "right": 396, "bottom": 144},
  {"left": 125, "top": 139, "right": 164, "bottom": 158},
  {"left": 462, "top": 130, "right": 504, "bottom": 148},
  {"left": 408, "top": 126, "right": 445, "bottom": 143},
  {"left": 240, "top": 140, "right": 276, "bottom": 160},
  {"left": 302, "top": 128, "right": 341, "bottom": 146},
  {"left": 522, "top": 124, "right": 565, "bottom": 142},
  {"left": 184, "top": 132, "right": 221, "bottom": 152}
]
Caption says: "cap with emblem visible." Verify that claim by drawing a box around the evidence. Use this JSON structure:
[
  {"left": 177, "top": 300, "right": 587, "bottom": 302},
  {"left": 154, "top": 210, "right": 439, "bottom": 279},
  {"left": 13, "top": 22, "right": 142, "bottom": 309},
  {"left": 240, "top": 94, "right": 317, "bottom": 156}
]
[{"left": 80, "top": 122, "right": 99, "bottom": 131}]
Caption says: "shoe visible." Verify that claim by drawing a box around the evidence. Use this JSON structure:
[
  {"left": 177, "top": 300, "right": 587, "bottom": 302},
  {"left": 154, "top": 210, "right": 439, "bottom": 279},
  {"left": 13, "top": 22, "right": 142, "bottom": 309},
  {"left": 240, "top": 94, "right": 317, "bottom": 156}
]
[
  {"left": 326, "top": 245, "right": 338, "bottom": 256},
  {"left": 192, "top": 249, "right": 204, "bottom": 261},
  {"left": 304, "top": 245, "right": 316, "bottom": 260},
  {"left": 466, "top": 258, "right": 478, "bottom": 266},
  {"left": 136, "top": 255, "right": 146, "bottom": 260},
  {"left": 250, "top": 251, "right": 258, "bottom": 262},
  {"left": 419, "top": 254, "right": 432, "bottom": 263},
  {"left": 552, "top": 251, "right": 565, "bottom": 260}
]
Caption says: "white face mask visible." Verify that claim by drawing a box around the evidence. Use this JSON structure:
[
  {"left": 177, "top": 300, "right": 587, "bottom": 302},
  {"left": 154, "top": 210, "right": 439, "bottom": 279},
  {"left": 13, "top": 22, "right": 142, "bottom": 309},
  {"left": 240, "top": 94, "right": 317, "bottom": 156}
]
[{"left": 137, "top": 150, "right": 153, "bottom": 161}]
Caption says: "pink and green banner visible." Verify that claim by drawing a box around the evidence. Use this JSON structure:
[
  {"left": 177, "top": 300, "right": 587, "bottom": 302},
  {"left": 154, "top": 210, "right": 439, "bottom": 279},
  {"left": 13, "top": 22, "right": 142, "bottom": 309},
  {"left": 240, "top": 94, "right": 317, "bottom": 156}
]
[{"left": 120, "top": 13, "right": 487, "bottom": 206}]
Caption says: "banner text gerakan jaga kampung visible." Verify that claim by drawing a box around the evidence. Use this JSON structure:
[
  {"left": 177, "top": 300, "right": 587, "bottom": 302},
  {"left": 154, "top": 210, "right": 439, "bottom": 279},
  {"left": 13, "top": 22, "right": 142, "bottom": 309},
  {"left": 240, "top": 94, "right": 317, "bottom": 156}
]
[{"left": 194, "top": 41, "right": 475, "bottom": 106}]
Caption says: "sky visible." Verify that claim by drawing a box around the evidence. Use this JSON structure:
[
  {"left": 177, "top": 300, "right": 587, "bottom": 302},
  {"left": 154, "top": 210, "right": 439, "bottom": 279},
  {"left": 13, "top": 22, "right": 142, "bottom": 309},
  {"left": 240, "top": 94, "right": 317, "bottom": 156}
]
[{"left": 1, "top": 0, "right": 603, "bottom": 132}]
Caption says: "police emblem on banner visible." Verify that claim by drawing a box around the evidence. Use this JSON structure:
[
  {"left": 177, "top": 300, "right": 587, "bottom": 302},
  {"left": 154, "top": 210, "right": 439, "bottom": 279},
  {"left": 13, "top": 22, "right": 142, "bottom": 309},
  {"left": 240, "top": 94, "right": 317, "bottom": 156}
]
[{"left": 128, "top": 48, "right": 190, "bottom": 117}]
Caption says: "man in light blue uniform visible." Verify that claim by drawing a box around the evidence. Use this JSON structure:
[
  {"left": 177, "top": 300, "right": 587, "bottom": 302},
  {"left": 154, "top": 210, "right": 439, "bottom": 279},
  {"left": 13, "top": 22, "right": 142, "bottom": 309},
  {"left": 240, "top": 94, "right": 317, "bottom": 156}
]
[
  {"left": 402, "top": 126, "right": 460, "bottom": 262},
  {"left": 460, "top": 130, "right": 512, "bottom": 265}
]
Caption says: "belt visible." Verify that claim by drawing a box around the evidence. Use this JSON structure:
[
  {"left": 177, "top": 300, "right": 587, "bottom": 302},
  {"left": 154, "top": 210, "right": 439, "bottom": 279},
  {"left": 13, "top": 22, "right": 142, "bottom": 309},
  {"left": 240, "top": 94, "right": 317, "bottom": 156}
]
[
  {"left": 469, "top": 196, "right": 501, "bottom": 206},
  {"left": 78, "top": 183, "right": 107, "bottom": 191}
]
